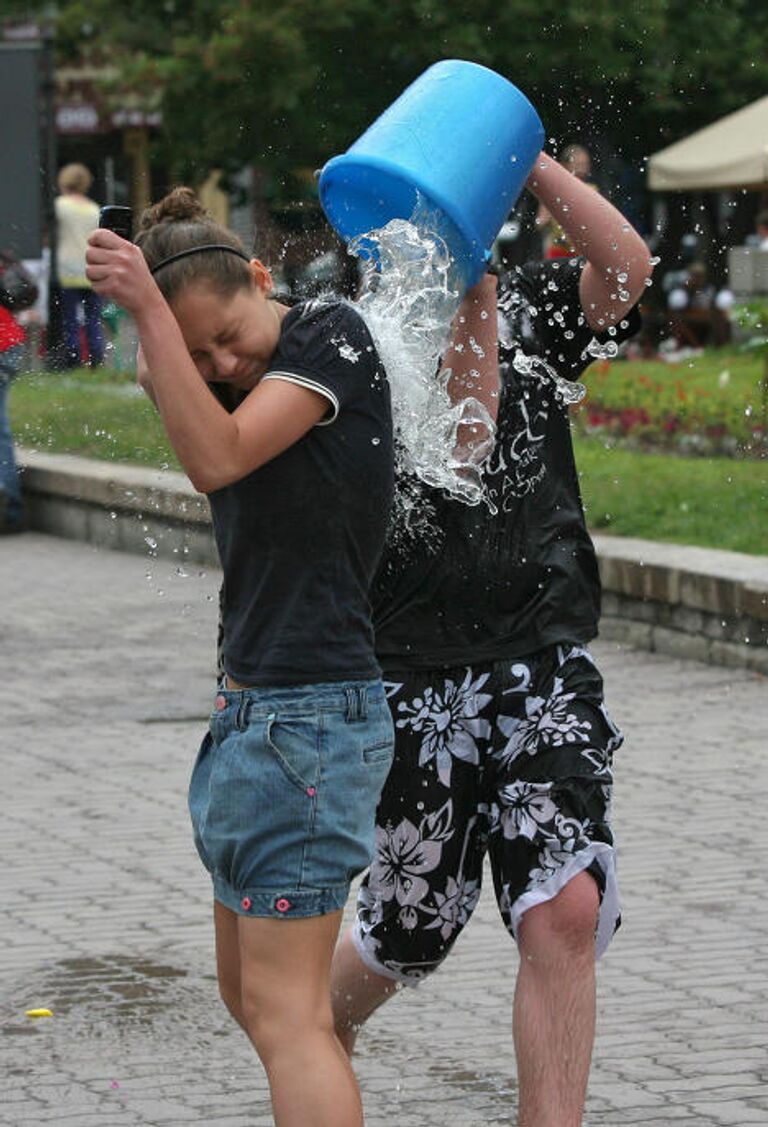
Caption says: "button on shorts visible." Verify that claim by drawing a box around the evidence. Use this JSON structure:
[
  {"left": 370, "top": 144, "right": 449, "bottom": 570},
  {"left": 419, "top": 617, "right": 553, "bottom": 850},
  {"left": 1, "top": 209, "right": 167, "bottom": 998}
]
[{"left": 188, "top": 679, "right": 394, "bottom": 919}]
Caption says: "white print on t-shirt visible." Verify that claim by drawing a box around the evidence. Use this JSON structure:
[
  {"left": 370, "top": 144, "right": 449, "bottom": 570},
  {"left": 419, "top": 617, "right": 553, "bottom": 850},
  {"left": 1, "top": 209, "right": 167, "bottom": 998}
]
[{"left": 486, "top": 371, "right": 550, "bottom": 507}]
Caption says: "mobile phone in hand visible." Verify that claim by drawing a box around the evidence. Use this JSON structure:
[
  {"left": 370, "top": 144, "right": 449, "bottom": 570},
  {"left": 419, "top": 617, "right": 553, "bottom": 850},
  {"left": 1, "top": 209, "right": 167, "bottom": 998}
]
[{"left": 99, "top": 206, "right": 133, "bottom": 240}]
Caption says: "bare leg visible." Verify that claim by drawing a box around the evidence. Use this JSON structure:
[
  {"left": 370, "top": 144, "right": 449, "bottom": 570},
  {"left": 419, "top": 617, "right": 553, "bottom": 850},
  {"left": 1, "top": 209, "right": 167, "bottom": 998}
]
[
  {"left": 238, "top": 909, "right": 363, "bottom": 1127},
  {"left": 513, "top": 871, "right": 600, "bottom": 1127},
  {"left": 331, "top": 926, "right": 400, "bottom": 1054},
  {"left": 213, "top": 901, "right": 247, "bottom": 1031}
]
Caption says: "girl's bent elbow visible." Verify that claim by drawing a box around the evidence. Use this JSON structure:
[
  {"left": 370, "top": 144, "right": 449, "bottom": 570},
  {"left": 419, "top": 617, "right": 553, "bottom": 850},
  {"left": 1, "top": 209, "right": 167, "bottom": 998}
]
[
  {"left": 188, "top": 471, "right": 215, "bottom": 494},
  {"left": 189, "top": 464, "right": 245, "bottom": 494},
  {"left": 186, "top": 464, "right": 227, "bottom": 494}
]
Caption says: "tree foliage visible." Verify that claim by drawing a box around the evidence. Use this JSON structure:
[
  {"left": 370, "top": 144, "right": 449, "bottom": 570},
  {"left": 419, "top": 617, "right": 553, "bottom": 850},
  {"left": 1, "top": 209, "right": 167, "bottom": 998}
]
[{"left": 9, "top": 1, "right": 768, "bottom": 197}]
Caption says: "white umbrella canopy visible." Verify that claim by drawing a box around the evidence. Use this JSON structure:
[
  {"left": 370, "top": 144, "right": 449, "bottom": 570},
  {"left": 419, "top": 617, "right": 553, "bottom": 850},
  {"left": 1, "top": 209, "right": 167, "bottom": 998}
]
[{"left": 647, "top": 95, "right": 768, "bottom": 191}]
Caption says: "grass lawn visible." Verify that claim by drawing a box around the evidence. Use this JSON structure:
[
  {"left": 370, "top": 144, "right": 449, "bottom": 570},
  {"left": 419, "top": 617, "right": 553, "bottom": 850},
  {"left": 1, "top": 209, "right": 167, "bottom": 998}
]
[
  {"left": 10, "top": 365, "right": 178, "bottom": 469},
  {"left": 9, "top": 355, "right": 768, "bottom": 556},
  {"left": 574, "top": 435, "right": 767, "bottom": 556}
]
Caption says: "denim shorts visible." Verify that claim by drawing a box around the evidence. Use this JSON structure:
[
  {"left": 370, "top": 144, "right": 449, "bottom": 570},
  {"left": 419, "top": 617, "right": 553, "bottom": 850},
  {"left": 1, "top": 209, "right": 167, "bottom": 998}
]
[{"left": 188, "top": 679, "right": 395, "bottom": 919}]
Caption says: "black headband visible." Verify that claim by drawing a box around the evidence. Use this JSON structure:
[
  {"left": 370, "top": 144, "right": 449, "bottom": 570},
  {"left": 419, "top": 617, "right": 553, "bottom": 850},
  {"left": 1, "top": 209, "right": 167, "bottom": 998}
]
[{"left": 150, "top": 243, "right": 251, "bottom": 275}]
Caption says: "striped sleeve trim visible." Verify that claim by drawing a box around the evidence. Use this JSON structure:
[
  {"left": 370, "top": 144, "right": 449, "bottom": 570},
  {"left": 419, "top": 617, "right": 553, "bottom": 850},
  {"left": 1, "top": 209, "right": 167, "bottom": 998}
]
[{"left": 261, "top": 371, "right": 339, "bottom": 425}]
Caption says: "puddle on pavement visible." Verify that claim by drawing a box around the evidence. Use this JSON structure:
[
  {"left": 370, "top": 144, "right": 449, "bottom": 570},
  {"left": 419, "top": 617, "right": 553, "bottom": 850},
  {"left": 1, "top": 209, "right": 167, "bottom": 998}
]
[
  {"left": 428, "top": 1059, "right": 516, "bottom": 1102},
  {"left": 360, "top": 1029, "right": 516, "bottom": 1105},
  {"left": 2, "top": 954, "right": 189, "bottom": 1037}
]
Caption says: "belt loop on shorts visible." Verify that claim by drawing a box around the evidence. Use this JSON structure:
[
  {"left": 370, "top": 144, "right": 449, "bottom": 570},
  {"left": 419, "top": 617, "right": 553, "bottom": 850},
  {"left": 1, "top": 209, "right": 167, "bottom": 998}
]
[
  {"left": 345, "top": 685, "right": 367, "bottom": 722},
  {"left": 236, "top": 694, "right": 249, "bottom": 732}
]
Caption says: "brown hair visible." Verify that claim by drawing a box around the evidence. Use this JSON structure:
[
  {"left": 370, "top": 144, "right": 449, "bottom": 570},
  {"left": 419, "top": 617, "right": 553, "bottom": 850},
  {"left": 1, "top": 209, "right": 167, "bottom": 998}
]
[
  {"left": 58, "top": 162, "right": 93, "bottom": 194},
  {"left": 135, "top": 187, "right": 252, "bottom": 305}
]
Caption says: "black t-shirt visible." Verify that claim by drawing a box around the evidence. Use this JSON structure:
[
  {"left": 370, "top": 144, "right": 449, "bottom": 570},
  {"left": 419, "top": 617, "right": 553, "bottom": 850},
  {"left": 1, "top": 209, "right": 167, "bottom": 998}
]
[
  {"left": 209, "top": 299, "right": 393, "bottom": 685},
  {"left": 372, "top": 257, "right": 640, "bottom": 673}
]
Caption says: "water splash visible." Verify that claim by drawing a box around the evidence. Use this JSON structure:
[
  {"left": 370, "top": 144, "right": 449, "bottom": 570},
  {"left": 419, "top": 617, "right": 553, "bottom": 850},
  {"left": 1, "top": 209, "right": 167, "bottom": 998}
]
[
  {"left": 351, "top": 205, "right": 495, "bottom": 507},
  {"left": 584, "top": 337, "right": 620, "bottom": 362},
  {"left": 497, "top": 281, "right": 587, "bottom": 407}
]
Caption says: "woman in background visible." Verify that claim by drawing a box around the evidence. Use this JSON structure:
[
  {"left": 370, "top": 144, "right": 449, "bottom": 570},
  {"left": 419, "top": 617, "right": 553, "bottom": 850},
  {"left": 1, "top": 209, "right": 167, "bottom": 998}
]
[{"left": 56, "top": 163, "right": 104, "bottom": 368}]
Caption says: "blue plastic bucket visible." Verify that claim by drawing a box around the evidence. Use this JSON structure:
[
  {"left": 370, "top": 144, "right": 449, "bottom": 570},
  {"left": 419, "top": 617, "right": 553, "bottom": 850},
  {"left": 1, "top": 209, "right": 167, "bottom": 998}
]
[{"left": 319, "top": 59, "right": 544, "bottom": 289}]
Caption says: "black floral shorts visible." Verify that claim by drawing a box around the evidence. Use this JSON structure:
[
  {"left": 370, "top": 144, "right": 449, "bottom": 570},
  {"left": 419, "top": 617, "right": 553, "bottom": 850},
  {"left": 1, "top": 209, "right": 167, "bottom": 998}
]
[{"left": 353, "top": 644, "right": 622, "bottom": 984}]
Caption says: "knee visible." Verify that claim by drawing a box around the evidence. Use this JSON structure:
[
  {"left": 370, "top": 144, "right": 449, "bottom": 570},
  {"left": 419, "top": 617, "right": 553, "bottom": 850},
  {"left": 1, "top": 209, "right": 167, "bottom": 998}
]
[
  {"left": 240, "top": 987, "right": 332, "bottom": 1066},
  {"left": 240, "top": 997, "right": 278, "bottom": 1062},
  {"left": 518, "top": 872, "right": 599, "bottom": 963}
]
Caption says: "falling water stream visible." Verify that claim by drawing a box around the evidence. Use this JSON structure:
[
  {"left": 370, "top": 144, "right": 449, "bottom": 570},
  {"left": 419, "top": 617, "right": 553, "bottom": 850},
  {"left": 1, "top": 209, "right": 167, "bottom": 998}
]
[
  {"left": 351, "top": 205, "right": 496, "bottom": 508},
  {"left": 344, "top": 203, "right": 605, "bottom": 518}
]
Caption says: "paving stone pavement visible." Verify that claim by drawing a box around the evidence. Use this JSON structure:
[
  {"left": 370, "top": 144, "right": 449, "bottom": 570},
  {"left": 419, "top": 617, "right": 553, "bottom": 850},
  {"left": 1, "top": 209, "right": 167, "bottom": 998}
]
[{"left": 1, "top": 533, "right": 767, "bottom": 1127}]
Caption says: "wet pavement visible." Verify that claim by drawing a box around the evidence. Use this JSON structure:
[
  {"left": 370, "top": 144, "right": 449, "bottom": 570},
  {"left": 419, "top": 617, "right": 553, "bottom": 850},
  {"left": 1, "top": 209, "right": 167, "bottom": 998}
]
[{"left": 1, "top": 532, "right": 767, "bottom": 1127}]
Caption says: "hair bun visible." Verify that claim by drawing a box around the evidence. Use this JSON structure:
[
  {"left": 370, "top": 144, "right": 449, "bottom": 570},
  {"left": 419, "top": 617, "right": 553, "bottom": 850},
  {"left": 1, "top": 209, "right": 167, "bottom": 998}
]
[{"left": 138, "top": 187, "right": 208, "bottom": 232}]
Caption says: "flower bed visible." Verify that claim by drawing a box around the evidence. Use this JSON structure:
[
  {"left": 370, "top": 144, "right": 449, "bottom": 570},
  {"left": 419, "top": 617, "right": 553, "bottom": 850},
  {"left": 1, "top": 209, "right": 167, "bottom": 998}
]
[{"left": 573, "top": 348, "right": 767, "bottom": 458}]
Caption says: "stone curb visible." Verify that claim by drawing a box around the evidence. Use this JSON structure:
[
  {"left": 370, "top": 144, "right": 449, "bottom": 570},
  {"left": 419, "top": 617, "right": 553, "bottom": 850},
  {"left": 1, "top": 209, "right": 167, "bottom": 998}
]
[
  {"left": 19, "top": 448, "right": 215, "bottom": 567},
  {"left": 18, "top": 448, "right": 768, "bottom": 675},
  {"left": 593, "top": 534, "right": 768, "bottom": 674}
]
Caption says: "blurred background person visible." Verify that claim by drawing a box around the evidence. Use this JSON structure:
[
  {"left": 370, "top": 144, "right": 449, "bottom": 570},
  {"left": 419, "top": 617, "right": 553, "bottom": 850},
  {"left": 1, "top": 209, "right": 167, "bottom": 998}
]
[
  {"left": 745, "top": 209, "right": 768, "bottom": 250},
  {"left": 55, "top": 164, "right": 104, "bottom": 369},
  {"left": 665, "top": 260, "right": 733, "bottom": 350},
  {"left": 0, "top": 300, "right": 25, "bottom": 533},
  {"left": 535, "top": 144, "right": 598, "bottom": 258},
  {"left": 18, "top": 238, "right": 50, "bottom": 371}
]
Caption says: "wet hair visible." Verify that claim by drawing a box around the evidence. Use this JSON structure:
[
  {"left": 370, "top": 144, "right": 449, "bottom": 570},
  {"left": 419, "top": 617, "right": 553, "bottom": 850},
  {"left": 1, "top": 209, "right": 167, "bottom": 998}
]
[
  {"left": 58, "top": 162, "right": 93, "bottom": 194},
  {"left": 135, "top": 187, "right": 253, "bottom": 305}
]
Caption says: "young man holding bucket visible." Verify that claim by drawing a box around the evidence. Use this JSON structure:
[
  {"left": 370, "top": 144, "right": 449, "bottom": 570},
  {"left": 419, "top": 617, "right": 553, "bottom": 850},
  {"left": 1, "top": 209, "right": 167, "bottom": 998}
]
[{"left": 331, "top": 152, "right": 653, "bottom": 1127}]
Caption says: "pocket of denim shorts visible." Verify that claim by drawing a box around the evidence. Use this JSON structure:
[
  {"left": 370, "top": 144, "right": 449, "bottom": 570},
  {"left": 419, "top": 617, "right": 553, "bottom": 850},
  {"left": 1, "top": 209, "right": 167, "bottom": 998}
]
[
  {"left": 361, "top": 698, "right": 395, "bottom": 765},
  {"left": 264, "top": 713, "right": 321, "bottom": 791},
  {"left": 362, "top": 738, "right": 394, "bottom": 765}
]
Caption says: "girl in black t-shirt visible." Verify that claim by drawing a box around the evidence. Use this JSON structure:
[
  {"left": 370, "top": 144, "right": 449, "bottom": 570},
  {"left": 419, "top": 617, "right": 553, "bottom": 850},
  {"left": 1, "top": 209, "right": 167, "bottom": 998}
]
[{"left": 86, "top": 188, "right": 397, "bottom": 1125}]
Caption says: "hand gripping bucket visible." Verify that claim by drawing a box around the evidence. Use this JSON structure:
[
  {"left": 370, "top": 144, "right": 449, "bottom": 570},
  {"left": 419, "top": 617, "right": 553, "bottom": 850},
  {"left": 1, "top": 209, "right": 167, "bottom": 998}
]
[{"left": 319, "top": 59, "right": 544, "bottom": 289}]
